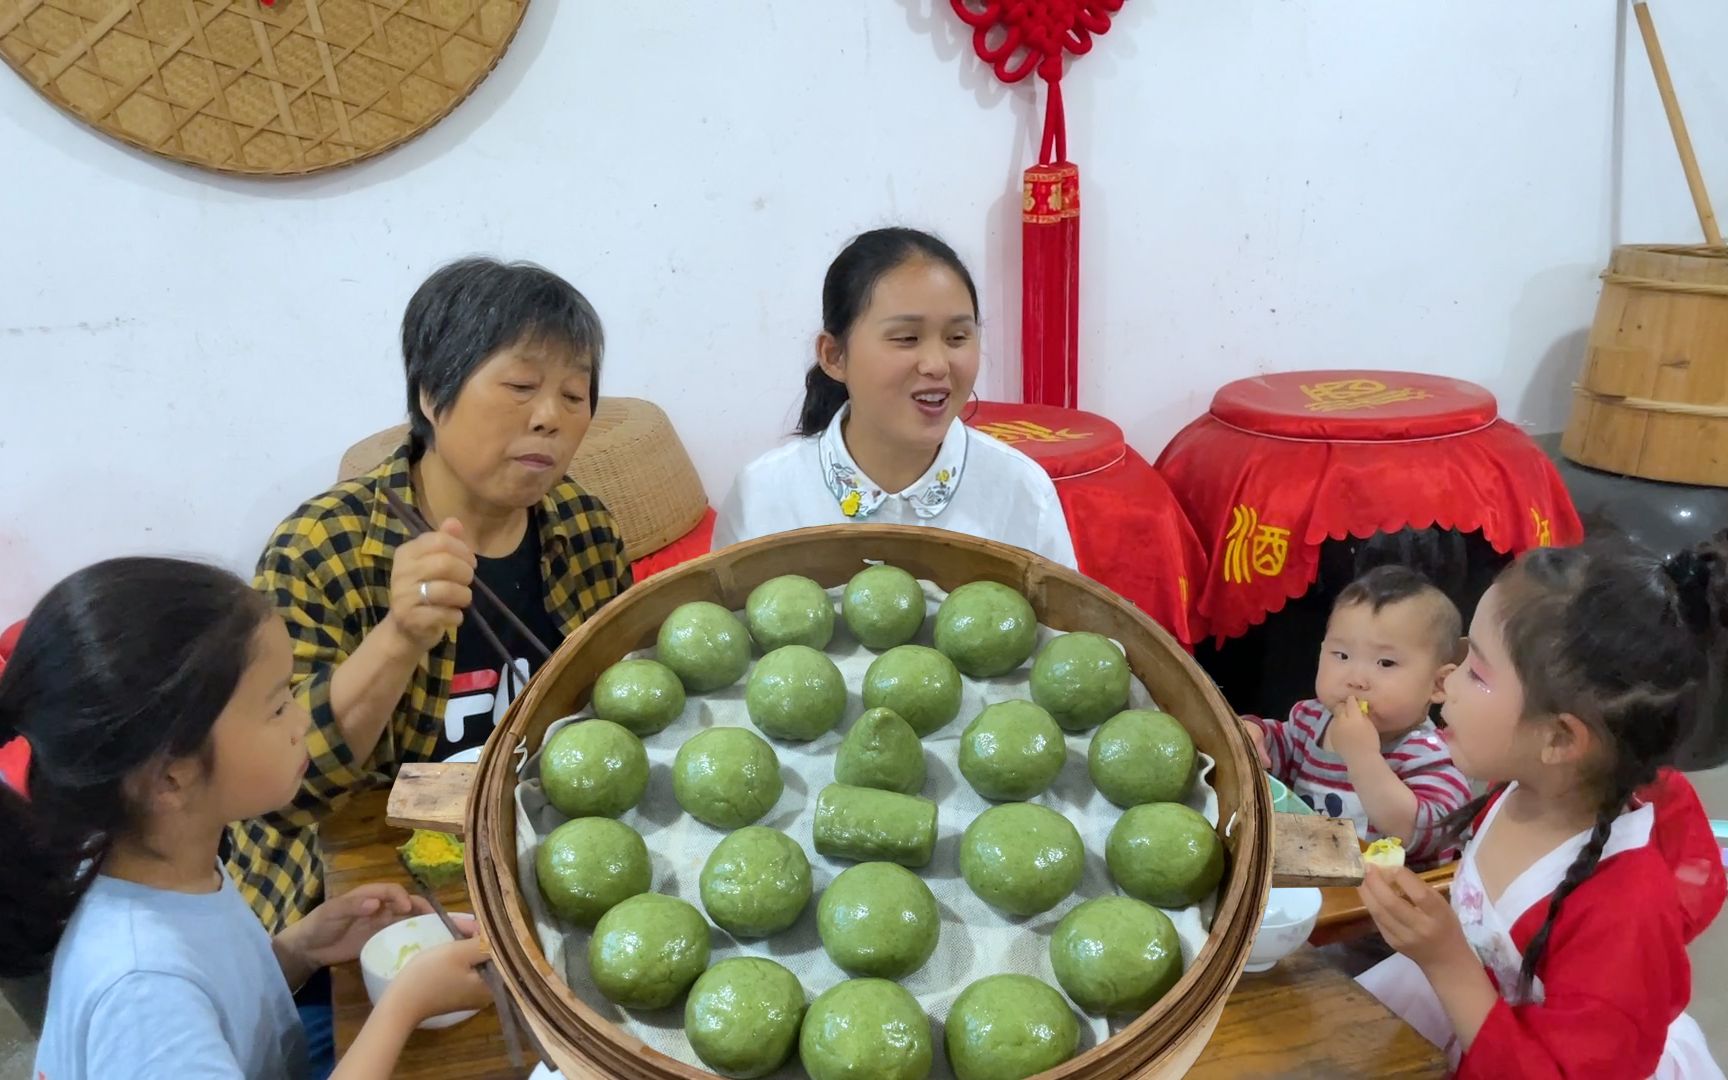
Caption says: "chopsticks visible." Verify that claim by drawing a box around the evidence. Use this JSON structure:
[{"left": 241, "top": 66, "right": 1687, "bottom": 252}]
[
  {"left": 397, "top": 853, "right": 549, "bottom": 1069},
  {"left": 379, "top": 485, "right": 554, "bottom": 664}
]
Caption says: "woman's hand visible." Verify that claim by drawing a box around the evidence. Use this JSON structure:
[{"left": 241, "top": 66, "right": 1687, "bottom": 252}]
[
  {"left": 382, "top": 518, "right": 476, "bottom": 655},
  {"left": 380, "top": 922, "right": 494, "bottom": 1025},
  {"left": 274, "top": 884, "right": 431, "bottom": 987},
  {"left": 1358, "top": 864, "right": 1474, "bottom": 972}
]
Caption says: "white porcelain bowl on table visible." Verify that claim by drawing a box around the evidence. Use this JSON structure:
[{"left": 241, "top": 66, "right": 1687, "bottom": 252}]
[
  {"left": 1245, "top": 887, "right": 1323, "bottom": 973},
  {"left": 359, "top": 913, "right": 482, "bottom": 1030}
]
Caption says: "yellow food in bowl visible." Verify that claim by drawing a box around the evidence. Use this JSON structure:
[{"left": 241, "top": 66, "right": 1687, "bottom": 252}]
[{"left": 392, "top": 941, "right": 424, "bottom": 977}]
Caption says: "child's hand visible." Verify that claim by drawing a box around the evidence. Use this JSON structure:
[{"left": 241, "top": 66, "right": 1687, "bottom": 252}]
[
  {"left": 276, "top": 884, "right": 431, "bottom": 981},
  {"left": 1358, "top": 864, "right": 1473, "bottom": 972},
  {"left": 1326, "top": 695, "right": 1382, "bottom": 763},
  {"left": 382, "top": 929, "right": 494, "bottom": 1024},
  {"left": 1239, "top": 719, "right": 1272, "bottom": 769}
]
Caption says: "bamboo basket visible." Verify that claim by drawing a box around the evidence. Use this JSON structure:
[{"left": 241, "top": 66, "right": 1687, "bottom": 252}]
[
  {"left": 1561, "top": 245, "right": 1728, "bottom": 487},
  {"left": 465, "top": 525, "right": 1273, "bottom": 1080}
]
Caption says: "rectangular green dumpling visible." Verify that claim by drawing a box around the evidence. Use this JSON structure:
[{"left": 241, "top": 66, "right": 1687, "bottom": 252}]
[
  {"left": 812, "top": 783, "right": 938, "bottom": 868},
  {"left": 398, "top": 828, "right": 466, "bottom": 890}
]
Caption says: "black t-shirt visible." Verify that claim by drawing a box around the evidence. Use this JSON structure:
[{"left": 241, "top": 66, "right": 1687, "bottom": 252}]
[{"left": 434, "top": 515, "right": 564, "bottom": 758}]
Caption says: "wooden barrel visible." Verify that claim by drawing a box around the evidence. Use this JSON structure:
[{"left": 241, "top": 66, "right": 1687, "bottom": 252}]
[
  {"left": 465, "top": 525, "right": 1272, "bottom": 1080},
  {"left": 1562, "top": 244, "right": 1728, "bottom": 487}
]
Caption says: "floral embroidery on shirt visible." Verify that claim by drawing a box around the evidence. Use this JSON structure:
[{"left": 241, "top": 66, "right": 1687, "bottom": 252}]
[{"left": 818, "top": 406, "right": 968, "bottom": 521}]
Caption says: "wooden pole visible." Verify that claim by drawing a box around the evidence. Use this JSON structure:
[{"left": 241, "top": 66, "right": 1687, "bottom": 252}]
[{"left": 1633, "top": 2, "right": 1723, "bottom": 246}]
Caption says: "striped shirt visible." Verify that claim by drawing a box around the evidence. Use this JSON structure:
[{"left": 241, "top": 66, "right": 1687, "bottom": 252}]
[{"left": 1249, "top": 700, "right": 1470, "bottom": 866}]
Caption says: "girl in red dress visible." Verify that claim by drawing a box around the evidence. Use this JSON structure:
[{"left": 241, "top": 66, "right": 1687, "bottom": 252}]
[{"left": 1357, "top": 533, "right": 1727, "bottom": 1079}]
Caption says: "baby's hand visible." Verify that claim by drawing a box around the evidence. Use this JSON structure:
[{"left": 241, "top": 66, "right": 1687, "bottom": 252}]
[
  {"left": 1327, "top": 695, "right": 1382, "bottom": 763},
  {"left": 1239, "top": 718, "right": 1271, "bottom": 769}
]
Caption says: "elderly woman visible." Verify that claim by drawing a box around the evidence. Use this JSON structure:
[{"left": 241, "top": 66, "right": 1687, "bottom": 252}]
[{"left": 227, "top": 258, "right": 631, "bottom": 930}]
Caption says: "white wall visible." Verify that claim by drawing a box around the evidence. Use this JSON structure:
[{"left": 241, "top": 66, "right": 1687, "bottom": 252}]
[{"left": 3, "top": 1, "right": 1725, "bottom": 623}]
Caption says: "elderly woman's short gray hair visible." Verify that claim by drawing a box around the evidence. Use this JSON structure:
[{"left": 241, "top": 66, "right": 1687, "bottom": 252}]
[{"left": 401, "top": 257, "right": 604, "bottom": 452}]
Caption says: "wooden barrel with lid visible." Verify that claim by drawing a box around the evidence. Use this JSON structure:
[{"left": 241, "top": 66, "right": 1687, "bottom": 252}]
[{"left": 1562, "top": 244, "right": 1728, "bottom": 487}]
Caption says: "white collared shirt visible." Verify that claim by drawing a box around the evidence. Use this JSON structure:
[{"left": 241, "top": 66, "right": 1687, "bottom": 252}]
[{"left": 713, "top": 407, "right": 1078, "bottom": 568}]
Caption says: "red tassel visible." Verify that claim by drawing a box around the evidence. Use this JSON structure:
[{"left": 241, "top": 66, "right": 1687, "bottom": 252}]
[
  {"left": 1023, "top": 161, "right": 1080, "bottom": 408},
  {"left": 950, "top": 1, "right": 1121, "bottom": 407}
]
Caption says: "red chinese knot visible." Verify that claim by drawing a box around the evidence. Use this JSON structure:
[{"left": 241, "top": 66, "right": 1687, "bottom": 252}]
[
  {"left": 948, "top": 0, "right": 1125, "bottom": 408},
  {"left": 949, "top": 0, "right": 1125, "bottom": 164}
]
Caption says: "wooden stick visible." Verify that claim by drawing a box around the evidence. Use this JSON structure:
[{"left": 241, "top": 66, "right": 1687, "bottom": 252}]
[
  {"left": 398, "top": 853, "right": 549, "bottom": 1068},
  {"left": 1633, "top": 2, "right": 1723, "bottom": 246}
]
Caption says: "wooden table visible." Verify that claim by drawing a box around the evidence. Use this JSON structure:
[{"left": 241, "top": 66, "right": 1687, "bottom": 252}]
[
  {"left": 325, "top": 790, "right": 1446, "bottom": 1079},
  {"left": 1189, "top": 949, "right": 1446, "bottom": 1078},
  {"left": 324, "top": 787, "right": 536, "bottom": 1078}
]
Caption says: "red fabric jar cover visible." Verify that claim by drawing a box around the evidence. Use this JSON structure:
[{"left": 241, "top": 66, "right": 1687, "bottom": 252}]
[
  {"left": 969, "top": 402, "right": 1207, "bottom": 645},
  {"left": 1155, "top": 371, "right": 1583, "bottom": 643},
  {"left": 631, "top": 508, "right": 717, "bottom": 582},
  {"left": 1, "top": 619, "right": 25, "bottom": 796}
]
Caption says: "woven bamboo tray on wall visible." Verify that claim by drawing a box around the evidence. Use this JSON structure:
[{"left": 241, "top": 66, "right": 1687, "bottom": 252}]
[{"left": 0, "top": 0, "right": 529, "bottom": 176}]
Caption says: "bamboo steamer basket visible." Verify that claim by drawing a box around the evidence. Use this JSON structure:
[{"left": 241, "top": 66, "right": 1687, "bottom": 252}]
[
  {"left": 466, "top": 525, "right": 1273, "bottom": 1080},
  {"left": 1561, "top": 244, "right": 1728, "bottom": 487}
]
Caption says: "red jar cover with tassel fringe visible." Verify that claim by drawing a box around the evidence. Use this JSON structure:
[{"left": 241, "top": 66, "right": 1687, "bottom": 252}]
[
  {"left": 969, "top": 401, "right": 1207, "bottom": 646},
  {"left": 1155, "top": 371, "right": 1584, "bottom": 644}
]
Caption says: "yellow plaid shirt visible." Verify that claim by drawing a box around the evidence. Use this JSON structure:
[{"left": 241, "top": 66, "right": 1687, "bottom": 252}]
[{"left": 226, "top": 442, "right": 631, "bottom": 930}]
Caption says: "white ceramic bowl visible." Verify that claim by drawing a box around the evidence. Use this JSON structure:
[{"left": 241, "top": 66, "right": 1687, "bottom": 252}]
[
  {"left": 1245, "top": 887, "right": 1323, "bottom": 973},
  {"left": 359, "top": 913, "right": 481, "bottom": 1030}
]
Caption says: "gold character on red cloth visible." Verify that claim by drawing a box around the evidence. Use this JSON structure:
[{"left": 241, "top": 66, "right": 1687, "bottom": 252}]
[
  {"left": 976, "top": 420, "right": 1093, "bottom": 446},
  {"left": 1530, "top": 506, "right": 1553, "bottom": 547},
  {"left": 1224, "top": 505, "right": 1290, "bottom": 584},
  {"left": 1300, "top": 379, "right": 1432, "bottom": 414}
]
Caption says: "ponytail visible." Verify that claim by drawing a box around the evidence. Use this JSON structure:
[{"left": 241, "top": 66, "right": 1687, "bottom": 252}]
[
  {"left": 795, "top": 227, "right": 979, "bottom": 438},
  {"left": 1663, "top": 533, "right": 1728, "bottom": 764},
  {"left": 0, "top": 558, "right": 270, "bottom": 977},
  {"left": 796, "top": 364, "right": 849, "bottom": 437},
  {"left": 1662, "top": 538, "right": 1728, "bottom": 640}
]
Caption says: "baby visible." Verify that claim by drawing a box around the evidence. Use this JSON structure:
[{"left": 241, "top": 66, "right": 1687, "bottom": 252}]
[{"left": 1244, "top": 565, "right": 1470, "bottom": 867}]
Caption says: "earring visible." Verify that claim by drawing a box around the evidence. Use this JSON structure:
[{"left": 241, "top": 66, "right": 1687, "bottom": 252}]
[{"left": 961, "top": 390, "right": 981, "bottom": 423}]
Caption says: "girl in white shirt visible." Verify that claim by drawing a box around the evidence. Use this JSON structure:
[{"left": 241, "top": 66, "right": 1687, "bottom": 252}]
[{"left": 713, "top": 227, "right": 1077, "bottom": 568}]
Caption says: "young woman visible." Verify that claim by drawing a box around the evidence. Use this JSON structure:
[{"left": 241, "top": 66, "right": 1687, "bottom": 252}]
[{"left": 714, "top": 227, "right": 1077, "bottom": 568}]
